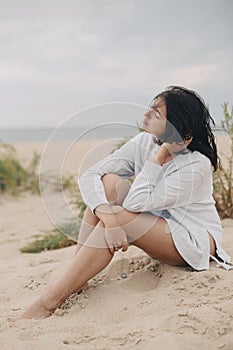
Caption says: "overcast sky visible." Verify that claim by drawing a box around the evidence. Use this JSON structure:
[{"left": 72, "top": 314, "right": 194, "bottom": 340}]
[{"left": 0, "top": 0, "right": 232, "bottom": 128}]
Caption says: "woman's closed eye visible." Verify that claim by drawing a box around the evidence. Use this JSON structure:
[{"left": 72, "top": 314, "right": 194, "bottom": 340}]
[{"left": 154, "top": 111, "right": 161, "bottom": 119}]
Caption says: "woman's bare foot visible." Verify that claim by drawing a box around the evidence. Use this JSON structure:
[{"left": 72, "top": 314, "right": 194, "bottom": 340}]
[
  {"left": 9, "top": 299, "right": 54, "bottom": 322},
  {"left": 8, "top": 282, "right": 90, "bottom": 322}
]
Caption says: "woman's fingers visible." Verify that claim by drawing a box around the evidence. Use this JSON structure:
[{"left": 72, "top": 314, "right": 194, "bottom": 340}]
[
  {"left": 109, "top": 246, "right": 115, "bottom": 254},
  {"left": 108, "top": 241, "right": 116, "bottom": 254},
  {"left": 122, "top": 243, "right": 128, "bottom": 252},
  {"left": 113, "top": 241, "right": 128, "bottom": 252},
  {"left": 107, "top": 241, "right": 128, "bottom": 253},
  {"left": 104, "top": 227, "right": 128, "bottom": 253}
]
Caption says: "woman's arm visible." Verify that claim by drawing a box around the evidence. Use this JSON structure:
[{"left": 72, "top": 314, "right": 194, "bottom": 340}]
[
  {"left": 122, "top": 160, "right": 204, "bottom": 212},
  {"left": 78, "top": 133, "right": 140, "bottom": 215},
  {"left": 122, "top": 140, "right": 208, "bottom": 212}
]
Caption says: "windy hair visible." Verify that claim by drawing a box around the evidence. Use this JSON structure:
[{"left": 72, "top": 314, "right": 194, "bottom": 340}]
[{"left": 153, "top": 86, "right": 219, "bottom": 171}]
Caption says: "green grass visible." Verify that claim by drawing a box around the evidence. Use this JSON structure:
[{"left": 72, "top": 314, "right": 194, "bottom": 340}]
[
  {"left": 0, "top": 141, "right": 40, "bottom": 195},
  {"left": 20, "top": 219, "right": 80, "bottom": 253},
  {"left": 20, "top": 232, "right": 76, "bottom": 253},
  {"left": 0, "top": 142, "right": 28, "bottom": 194}
]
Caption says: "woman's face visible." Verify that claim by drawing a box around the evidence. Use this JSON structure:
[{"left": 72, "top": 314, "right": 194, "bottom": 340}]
[{"left": 142, "top": 97, "right": 167, "bottom": 137}]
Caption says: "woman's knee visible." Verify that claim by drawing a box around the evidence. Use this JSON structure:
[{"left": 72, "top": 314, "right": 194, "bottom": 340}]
[{"left": 102, "top": 174, "right": 131, "bottom": 205}]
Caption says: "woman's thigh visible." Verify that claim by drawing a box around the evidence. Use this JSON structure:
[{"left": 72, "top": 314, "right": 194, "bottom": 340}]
[{"left": 113, "top": 207, "right": 187, "bottom": 266}]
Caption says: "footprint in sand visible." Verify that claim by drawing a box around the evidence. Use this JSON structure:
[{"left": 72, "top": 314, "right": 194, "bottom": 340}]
[
  {"left": 106, "top": 256, "right": 161, "bottom": 276},
  {"left": 102, "top": 256, "right": 163, "bottom": 292},
  {"left": 120, "top": 269, "right": 160, "bottom": 292}
]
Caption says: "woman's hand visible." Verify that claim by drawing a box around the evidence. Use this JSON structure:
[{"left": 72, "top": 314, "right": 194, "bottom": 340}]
[
  {"left": 95, "top": 204, "right": 128, "bottom": 253},
  {"left": 104, "top": 221, "right": 128, "bottom": 254},
  {"left": 153, "top": 138, "right": 193, "bottom": 165}
]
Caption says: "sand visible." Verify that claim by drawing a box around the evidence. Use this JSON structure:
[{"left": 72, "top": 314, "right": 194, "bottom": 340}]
[{"left": 0, "top": 139, "right": 233, "bottom": 350}]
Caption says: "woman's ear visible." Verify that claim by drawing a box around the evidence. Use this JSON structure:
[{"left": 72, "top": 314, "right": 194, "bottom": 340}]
[
  {"left": 184, "top": 136, "right": 193, "bottom": 147},
  {"left": 184, "top": 133, "right": 192, "bottom": 140}
]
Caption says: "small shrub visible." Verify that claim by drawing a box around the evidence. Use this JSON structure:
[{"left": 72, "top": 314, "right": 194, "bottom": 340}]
[
  {"left": 0, "top": 141, "right": 41, "bottom": 195},
  {"left": 20, "top": 219, "right": 80, "bottom": 253},
  {"left": 0, "top": 142, "right": 29, "bottom": 194},
  {"left": 27, "top": 151, "right": 41, "bottom": 194},
  {"left": 213, "top": 103, "right": 233, "bottom": 218},
  {"left": 20, "top": 231, "right": 76, "bottom": 253}
]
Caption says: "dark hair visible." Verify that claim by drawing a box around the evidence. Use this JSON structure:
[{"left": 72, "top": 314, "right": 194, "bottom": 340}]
[{"left": 153, "top": 86, "right": 219, "bottom": 171}]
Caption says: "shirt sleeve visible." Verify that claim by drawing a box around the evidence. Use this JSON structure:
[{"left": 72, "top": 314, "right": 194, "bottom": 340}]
[
  {"left": 78, "top": 135, "right": 137, "bottom": 214},
  {"left": 122, "top": 160, "right": 203, "bottom": 212}
]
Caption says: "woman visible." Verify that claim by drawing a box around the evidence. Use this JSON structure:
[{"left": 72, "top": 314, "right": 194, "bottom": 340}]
[{"left": 12, "top": 86, "right": 231, "bottom": 320}]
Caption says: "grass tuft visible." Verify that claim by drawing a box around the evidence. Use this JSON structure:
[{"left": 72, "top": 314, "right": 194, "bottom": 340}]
[
  {"left": 0, "top": 141, "right": 40, "bottom": 195},
  {"left": 213, "top": 102, "right": 233, "bottom": 218},
  {"left": 20, "top": 232, "right": 76, "bottom": 253},
  {"left": 20, "top": 219, "right": 80, "bottom": 253}
]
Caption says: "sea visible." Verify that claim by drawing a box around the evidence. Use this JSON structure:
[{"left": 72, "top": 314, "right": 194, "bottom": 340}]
[
  {"left": 0, "top": 126, "right": 226, "bottom": 144},
  {"left": 0, "top": 125, "right": 140, "bottom": 144}
]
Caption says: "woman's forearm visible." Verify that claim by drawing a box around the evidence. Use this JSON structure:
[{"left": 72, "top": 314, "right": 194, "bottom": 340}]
[
  {"left": 153, "top": 154, "right": 166, "bottom": 166},
  {"left": 94, "top": 204, "right": 122, "bottom": 227}
]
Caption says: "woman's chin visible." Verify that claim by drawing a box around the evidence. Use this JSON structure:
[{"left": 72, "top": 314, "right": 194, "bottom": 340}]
[
  {"left": 140, "top": 125, "right": 162, "bottom": 140},
  {"left": 141, "top": 125, "right": 152, "bottom": 133}
]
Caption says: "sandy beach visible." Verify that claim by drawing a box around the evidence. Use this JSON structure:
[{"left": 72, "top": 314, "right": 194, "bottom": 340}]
[{"left": 1, "top": 139, "right": 233, "bottom": 350}]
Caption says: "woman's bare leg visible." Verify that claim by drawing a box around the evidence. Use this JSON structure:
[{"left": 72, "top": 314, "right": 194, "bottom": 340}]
[
  {"left": 74, "top": 207, "right": 99, "bottom": 257},
  {"left": 75, "top": 174, "right": 130, "bottom": 254},
  {"left": 12, "top": 221, "right": 114, "bottom": 320},
  {"left": 11, "top": 175, "right": 131, "bottom": 320},
  {"left": 73, "top": 174, "right": 131, "bottom": 291},
  {"left": 73, "top": 208, "right": 100, "bottom": 292},
  {"left": 75, "top": 174, "right": 130, "bottom": 251},
  {"left": 109, "top": 206, "right": 186, "bottom": 265},
  {"left": 13, "top": 208, "right": 186, "bottom": 320},
  {"left": 110, "top": 205, "right": 216, "bottom": 265}
]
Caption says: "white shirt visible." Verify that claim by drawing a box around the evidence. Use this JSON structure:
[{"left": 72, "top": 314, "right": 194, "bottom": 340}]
[{"left": 78, "top": 132, "right": 231, "bottom": 270}]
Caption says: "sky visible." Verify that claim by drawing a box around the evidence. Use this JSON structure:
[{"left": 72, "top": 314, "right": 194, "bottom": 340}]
[{"left": 0, "top": 0, "right": 233, "bottom": 129}]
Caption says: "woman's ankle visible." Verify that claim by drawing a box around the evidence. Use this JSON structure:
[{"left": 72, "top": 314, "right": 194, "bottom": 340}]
[{"left": 39, "top": 293, "right": 63, "bottom": 313}]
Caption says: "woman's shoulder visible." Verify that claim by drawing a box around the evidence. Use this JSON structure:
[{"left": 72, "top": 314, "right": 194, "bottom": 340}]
[
  {"left": 188, "top": 150, "right": 212, "bottom": 173},
  {"left": 130, "top": 132, "right": 160, "bottom": 156},
  {"left": 131, "top": 131, "right": 156, "bottom": 146}
]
